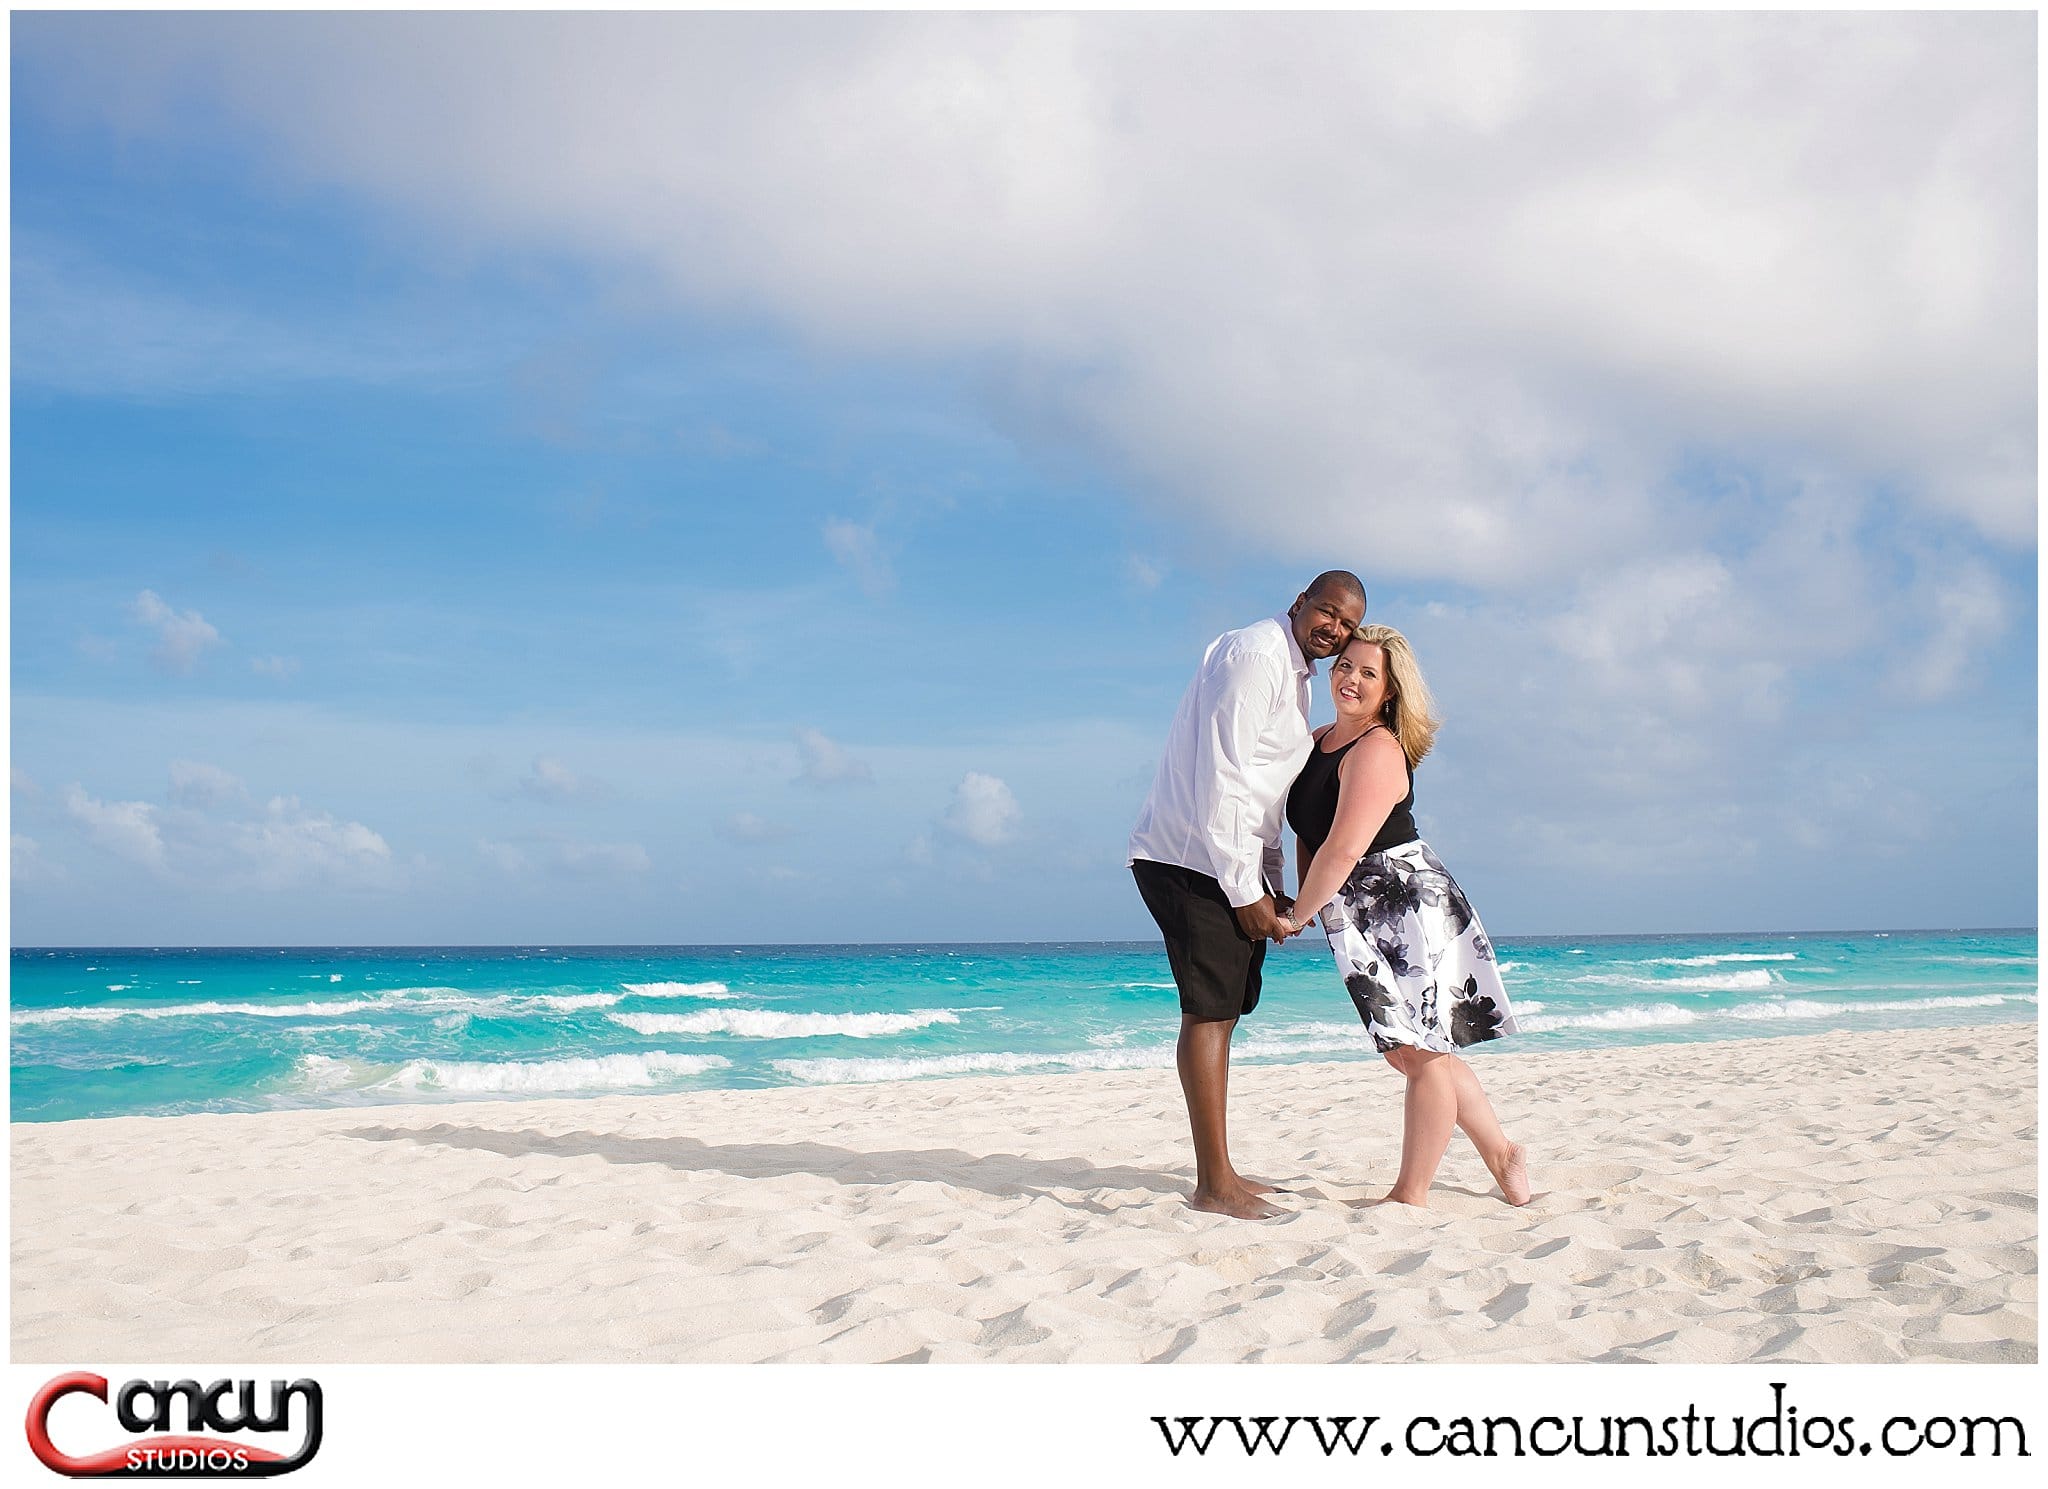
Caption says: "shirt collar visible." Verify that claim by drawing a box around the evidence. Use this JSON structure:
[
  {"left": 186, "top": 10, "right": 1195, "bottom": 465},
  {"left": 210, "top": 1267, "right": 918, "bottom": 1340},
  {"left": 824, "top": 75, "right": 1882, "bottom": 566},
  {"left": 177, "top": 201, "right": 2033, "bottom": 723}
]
[{"left": 1275, "top": 614, "right": 1314, "bottom": 678}]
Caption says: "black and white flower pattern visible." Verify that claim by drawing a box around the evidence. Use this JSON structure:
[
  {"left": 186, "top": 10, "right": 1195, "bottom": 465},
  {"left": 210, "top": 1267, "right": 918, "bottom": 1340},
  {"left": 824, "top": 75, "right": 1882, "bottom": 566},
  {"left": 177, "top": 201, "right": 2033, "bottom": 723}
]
[{"left": 1323, "top": 839, "right": 1516, "bottom": 1054}]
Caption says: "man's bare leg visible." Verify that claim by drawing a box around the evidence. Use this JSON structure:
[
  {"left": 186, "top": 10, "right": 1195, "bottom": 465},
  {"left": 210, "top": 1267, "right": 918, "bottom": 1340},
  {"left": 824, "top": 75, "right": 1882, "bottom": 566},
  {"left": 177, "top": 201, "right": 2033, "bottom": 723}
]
[{"left": 1176, "top": 1013, "right": 1279, "bottom": 1219}]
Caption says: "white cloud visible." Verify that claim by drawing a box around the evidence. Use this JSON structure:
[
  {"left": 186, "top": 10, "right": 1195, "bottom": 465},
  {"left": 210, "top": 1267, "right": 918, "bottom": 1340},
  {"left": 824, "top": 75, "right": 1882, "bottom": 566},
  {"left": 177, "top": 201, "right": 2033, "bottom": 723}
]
[
  {"left": 823, "top": 518, "right": 893, "bottom": 597},
  {"left": 510, "top": 754, "right": 607, "bottom": 803},
  {"left": 131, "top": 589, "right": 223, "bottom": 674},
  {"left": 1892, "top": 556, "right": 2011, "bottom": 702},
  {"left": 231, "top": 795, "right": 393, "bottom": 888},
  {"left": 12, "top": 835, "right": 56, "bottom": 884},
  {"left": 251, "top": 654, "right": 300, "bottom": 679},
  {"left": 62, "top": 784, "right": 168, "bottom": 869},
  {"left": 168, "top": 759, "right": 247, "bottom": 809},
  {"left": 717, "top": 810, "right": 792, "bottom": 843},
  {"left": 1125, "top": 555, "right": 1166, "bottom": 592},
  {"left": 478, "top": 839, "right": 530, "bottom": 875},
  {"left": 26, "top": 12, "right": 2027, "bottom": 579},
  {"left": 555, "top": 840, "right": 653, "bottom": 876},
  {"left": 940, "top": 771, "right": 1021, "bottom": 847},
  {"left": 12, "top": 766, "right": 40, "bottom": 798},
  {"left": 794, "top": 726, "right": 872, "bottom": 785},
  {"left": 478, "top": 836, "right": 651, "bottom": 877}
]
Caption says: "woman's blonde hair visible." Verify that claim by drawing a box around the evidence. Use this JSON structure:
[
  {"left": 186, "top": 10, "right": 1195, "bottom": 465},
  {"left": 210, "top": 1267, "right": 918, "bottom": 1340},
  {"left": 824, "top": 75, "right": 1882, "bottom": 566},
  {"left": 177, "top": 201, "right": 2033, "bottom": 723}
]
[{"left": 1348, "top": 623, "right": 1439, "bottom": 769}]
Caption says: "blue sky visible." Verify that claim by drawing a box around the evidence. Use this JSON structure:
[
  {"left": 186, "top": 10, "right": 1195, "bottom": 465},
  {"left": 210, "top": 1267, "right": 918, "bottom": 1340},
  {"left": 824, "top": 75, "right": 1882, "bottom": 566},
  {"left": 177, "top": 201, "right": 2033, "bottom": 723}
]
[{"left": 8, "top": 12, "right": 2036, "bottom": 946}]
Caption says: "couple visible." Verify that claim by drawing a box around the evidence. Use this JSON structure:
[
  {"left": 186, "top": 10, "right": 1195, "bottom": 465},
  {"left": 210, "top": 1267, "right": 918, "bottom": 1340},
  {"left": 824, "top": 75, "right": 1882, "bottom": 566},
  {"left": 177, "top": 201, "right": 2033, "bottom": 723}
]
[{"left": 1128, "top": 571, "right": 1529, "bottom": 1220}]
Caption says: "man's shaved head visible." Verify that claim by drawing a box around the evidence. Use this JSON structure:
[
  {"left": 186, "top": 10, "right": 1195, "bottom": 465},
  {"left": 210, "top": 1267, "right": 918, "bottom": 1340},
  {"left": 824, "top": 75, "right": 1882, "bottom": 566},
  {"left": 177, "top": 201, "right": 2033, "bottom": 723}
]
[{"left": 1306, "top": 570, "right": 1367, "bottom": 611}]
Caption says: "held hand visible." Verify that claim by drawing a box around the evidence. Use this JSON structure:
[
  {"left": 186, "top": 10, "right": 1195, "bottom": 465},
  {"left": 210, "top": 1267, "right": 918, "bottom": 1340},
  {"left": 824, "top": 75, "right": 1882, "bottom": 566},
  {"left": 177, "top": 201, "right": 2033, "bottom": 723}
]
[{"left": 1233, "top": 895, "right": 1286, "bottom": 942}]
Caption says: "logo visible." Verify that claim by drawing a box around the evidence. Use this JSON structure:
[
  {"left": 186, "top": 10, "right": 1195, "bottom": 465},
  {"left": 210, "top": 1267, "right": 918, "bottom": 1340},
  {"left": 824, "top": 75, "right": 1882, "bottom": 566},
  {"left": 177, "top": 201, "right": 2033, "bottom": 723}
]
[{"left": 26, "top": 1374, "right": 323, "bottom": 1478}]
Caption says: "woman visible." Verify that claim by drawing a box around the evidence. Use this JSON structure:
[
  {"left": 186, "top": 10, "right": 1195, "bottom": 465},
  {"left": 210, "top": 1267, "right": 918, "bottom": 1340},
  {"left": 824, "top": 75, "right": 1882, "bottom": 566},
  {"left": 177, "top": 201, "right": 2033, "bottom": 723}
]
[{"left": 1279, "top": 624, "right": 1530, "bottom": 1208}]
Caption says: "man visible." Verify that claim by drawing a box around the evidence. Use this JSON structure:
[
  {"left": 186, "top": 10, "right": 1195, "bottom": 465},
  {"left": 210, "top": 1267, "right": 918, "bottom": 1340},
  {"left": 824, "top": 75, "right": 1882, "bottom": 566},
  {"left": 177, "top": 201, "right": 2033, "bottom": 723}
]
[{"left": 1129, "top": 572, "right": 1367, "bottom": 1219}]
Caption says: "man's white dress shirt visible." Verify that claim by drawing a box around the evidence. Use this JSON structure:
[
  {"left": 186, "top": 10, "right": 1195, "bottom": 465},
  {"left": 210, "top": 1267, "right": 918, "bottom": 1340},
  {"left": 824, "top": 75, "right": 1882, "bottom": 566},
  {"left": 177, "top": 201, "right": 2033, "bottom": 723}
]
[{"left": 1128, "top": 615, "right": 1316, "bottom": 909}]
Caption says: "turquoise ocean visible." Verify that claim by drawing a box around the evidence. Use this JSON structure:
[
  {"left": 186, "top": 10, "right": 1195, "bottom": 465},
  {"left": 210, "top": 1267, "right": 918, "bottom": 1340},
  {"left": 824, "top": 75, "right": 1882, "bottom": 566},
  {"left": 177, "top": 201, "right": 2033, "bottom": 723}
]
[{"left": 8, "top": 930, "right": 2037, "bottom": 1123}]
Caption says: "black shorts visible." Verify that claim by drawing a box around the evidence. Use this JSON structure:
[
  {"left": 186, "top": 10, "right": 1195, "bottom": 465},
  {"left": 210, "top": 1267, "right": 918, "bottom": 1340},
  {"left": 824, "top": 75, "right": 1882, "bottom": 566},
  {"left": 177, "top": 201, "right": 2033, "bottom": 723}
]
[{"left": 1130, "top": 858, "right": 1266, "bottom": 1021}]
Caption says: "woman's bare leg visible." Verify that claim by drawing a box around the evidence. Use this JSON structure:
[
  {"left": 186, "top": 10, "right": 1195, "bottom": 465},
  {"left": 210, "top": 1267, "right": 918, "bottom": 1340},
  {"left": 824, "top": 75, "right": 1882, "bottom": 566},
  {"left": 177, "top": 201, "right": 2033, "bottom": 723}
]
[
  {"left": 1383, "top": 1049, "right": 1459, "bottom": 1206},
  {"left": 1382, "top": 1049, "right": 1529, "bottom": 1207},
  {"left": 1443, "top": 1055, "right": 1529, "bottom": 1205}
]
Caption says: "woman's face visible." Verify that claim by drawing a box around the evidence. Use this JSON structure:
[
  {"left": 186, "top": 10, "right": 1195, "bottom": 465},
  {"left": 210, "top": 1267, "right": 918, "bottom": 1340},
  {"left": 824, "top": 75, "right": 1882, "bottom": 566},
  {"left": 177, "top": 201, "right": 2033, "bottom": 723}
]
[{"left": 1330, "top": 639, "right": 1391, "bottom": 724}]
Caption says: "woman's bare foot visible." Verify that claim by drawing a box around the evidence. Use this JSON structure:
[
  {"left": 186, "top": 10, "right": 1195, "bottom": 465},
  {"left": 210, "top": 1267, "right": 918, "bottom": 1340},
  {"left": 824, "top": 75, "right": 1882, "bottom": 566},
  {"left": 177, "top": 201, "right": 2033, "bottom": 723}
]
[
  {"left": 1377, "top": 1186, "right": 1430, "bottom": 1209},
  {"left": 1189, "top": 1185, "right": 1283, "bottom": 1219},
  {"left": 1488, "top": 1142, "right": 1531, "bottom": 1206}
]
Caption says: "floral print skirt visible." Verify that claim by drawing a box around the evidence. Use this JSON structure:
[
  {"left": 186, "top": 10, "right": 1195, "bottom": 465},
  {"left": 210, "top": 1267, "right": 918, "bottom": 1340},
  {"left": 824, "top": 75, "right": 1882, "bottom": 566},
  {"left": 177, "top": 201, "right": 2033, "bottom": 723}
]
[{"left": 1321, "top": 839, "right": 1517, "bottom": 1055}]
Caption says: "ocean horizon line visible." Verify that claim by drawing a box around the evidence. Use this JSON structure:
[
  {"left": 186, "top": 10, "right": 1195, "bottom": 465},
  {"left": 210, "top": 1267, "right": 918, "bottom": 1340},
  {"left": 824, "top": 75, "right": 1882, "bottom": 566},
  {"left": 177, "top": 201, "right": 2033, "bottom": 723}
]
[{"left": 9, "top": 924, "right": 2038, "bottom": 956}]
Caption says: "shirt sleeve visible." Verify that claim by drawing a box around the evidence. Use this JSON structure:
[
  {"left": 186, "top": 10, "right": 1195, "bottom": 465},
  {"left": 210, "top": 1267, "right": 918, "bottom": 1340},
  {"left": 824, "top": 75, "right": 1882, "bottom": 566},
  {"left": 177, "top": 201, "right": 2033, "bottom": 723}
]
[{"left": 1190, "top": 644, "right": 1284, "bottom": 908}]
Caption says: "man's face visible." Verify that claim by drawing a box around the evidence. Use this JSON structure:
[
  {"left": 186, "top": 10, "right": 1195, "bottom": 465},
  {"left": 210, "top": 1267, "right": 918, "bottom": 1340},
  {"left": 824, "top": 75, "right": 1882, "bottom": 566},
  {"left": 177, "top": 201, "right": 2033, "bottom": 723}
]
[{"left": 1290, "top": 585, "right": 1365, "bottom": 660}]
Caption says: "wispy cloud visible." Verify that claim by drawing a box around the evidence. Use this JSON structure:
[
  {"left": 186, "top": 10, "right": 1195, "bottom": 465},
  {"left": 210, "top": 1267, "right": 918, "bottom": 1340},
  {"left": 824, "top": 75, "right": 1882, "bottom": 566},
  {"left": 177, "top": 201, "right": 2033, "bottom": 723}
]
[
  {"left": 507, "top": 754, "right": 608, "bottom": 804},
  {"left": 794, "top": 726, "right": 872, "bottom": 786},
  {"left": 168, "top": 760, "right": 247, "bottom": 810},
  {"left": 1125, "top": 555, "right": 1166, "bottom": 592},
  {"left": 716, "top": 810, "right": 793, "bottom": 843},
  {"left": 823, "top": 518, "right": 894, "bottom": 598},
  {"left": 131, "top": 590, "right": 223, "bottom": 674},
  {"left": 231, "top": 796, "right": 394, "bottom": 889},
  {"left": 251, "top": 654, "right": 301, "bottom": 680},
  {"left": 478, "top": 836, "right": 651, "bottom": 876},
  {"left": 62, "top": 785, "right": 168, "bottom": 870},
  {"left": 10, "top": 235, "right": 501, "bottom": 398},
  {"left": 940, "top": 771, "right": 1021, "bottom": 848}
]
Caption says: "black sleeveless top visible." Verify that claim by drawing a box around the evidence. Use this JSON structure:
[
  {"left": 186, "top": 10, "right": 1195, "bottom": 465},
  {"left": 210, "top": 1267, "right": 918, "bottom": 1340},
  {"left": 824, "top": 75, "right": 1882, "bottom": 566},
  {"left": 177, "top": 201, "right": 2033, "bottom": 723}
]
[{"left": 1285, "top": 724, "right": 1418, "bottom": 872}]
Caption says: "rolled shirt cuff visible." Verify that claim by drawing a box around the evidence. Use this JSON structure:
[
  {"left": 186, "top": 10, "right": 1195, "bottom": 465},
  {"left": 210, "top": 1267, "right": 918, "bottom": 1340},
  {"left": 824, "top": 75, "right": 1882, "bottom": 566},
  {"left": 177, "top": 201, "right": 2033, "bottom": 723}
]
[{"left": 1216, "top": 863, "right": 1267, "bottom": 909}]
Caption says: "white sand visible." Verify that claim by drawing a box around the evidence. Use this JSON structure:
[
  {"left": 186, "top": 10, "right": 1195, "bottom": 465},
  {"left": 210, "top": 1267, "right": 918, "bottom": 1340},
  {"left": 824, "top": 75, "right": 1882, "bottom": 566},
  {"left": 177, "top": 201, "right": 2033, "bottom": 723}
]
[{"left": 11, "top": 1025, "right": 2036, "bottom": 1363}]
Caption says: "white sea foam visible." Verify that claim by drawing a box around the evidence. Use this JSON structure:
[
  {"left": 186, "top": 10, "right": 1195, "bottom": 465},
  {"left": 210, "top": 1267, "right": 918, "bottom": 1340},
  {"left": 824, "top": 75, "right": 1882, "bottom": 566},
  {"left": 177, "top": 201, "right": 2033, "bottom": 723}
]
[
  {"left": 377, "top": 1050, "right": 731, "bottom": 1093},
  {"left": 619, "top": 981, "right": 737, "bottom": 1000},
  {"left": 10, "top": 984, "right": 623, "bottom": 1027},
  {"left": 1119, "top": 982, "right": 1177, "bottom": 990},
  {"left": 1727, "top": 993, "right": 2029, "bottom": 1021},
  {"left": 1574, "top": 969, "right": 1779, "bottom": 992},
  {"left": 610, "top": 1009, "right": 961, "bottom": 1039},
  {"left": 1635, "top": 953, "right": 1800, "bottom": 966},
  {"left": 775, "top": 1047, "right": 1179, "bottom": 1084},
  {"left": 1517, "top": 1004, "right": 1700, "bottom": 1033},
  {"left": 15, "top": 997, "right": 383, "bottom": 1026},
  {"left": 329, "top": 974, "right": 344, "bottom": 983},
  {"left": 105, "top": 984, "right": 130, "bottom": 992},
  {"left": 522, "top": 993, "right": 624, "bottom": 1012},
  {"left": 1496, "top": 961, "right": 1525, "bottom": 972},
  {"left": 291, "top": 1053, "right": 363, "bottom": 1091},
  {"left": 1239, "top": 1029, "right": 1379, "bottom": 1057}
]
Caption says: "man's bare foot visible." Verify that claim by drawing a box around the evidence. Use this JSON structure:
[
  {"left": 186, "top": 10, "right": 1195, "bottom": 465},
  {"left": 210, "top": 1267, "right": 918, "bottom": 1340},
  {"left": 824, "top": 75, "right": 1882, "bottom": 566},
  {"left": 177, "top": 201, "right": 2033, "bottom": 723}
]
[
  {"left": 1188, "top": 1186, "right": 1283, "bottom": 1219},
  {"left": 1241, "top": 1177, "right": 1293, "bottom": 1196},
  {"left": 1487, "top": 1143, "right": 1532, "bottom": 1206}
]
